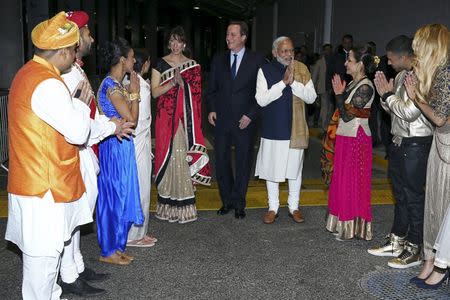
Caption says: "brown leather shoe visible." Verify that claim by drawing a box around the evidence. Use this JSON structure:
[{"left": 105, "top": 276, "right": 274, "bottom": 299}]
[
  {"left": 289, "top": 210, "right": 305, "bottom": 223},
  {"left": 99, "top": 253, "right": 130, "bottom": 265},
  {"left": 263, "top": 210, "right": 278, "bottom": 224}
]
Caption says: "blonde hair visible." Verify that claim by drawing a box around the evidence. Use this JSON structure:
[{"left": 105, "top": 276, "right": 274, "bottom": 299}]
[{"left": 412, "top": 24, "right": 449, "bottom": 102}]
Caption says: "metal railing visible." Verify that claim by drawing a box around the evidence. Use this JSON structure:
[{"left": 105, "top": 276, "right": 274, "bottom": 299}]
[{"left": 0, "top": 92, "right": 8, "bottom": 172}]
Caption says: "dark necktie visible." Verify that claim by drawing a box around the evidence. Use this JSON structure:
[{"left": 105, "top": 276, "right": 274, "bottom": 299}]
[{"left": 231, "top": 53, "right": 238, "bottom": 79}]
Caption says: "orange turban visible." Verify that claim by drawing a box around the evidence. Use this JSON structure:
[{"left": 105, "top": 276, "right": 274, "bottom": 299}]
[{"left": 31, "top": 11, "right": 79, "bottom": 50}]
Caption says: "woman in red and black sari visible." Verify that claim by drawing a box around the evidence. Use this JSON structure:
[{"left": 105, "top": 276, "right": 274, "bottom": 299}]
[{"left": 151, "top": 26, "right": 211, "bottom": 224}]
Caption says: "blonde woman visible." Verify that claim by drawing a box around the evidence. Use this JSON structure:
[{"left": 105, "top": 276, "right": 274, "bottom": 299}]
[{"left": 405, "top": 24, "right": 450, "bottom": 288}]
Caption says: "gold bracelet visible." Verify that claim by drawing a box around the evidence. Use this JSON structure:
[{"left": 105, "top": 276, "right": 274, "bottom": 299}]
[{"left": 129, "top": 92, "right": 140, "bottom": 102}]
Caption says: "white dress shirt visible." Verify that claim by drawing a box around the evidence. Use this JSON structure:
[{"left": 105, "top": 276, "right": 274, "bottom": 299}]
[{"left": 230, "top": 47, "right": 246, "bottom": 74}]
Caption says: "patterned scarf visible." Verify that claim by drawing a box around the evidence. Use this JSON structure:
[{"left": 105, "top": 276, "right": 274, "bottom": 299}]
[
  {"left": 290, "top": 60, "right": 311, "bottom": 149},
  {"left": 320, "top": 105, "right": 371, "bottom": 185}
]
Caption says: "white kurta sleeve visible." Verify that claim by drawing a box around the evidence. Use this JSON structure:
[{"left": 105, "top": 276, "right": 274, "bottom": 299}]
[
  {"left": 290, "top": 79, "right": 317, "bottom": 104},
  {"left": 87, "top": 112, "right": 116, "bottom": 146},
  {"left": 61, "top": 65, "right": 80, "bottom": 93},
  {"left": 61, "top": 64, "right": 116, "bottom": 146},
  {"left": 31, "top": 79, "right": 91, "bottom": 145},
  {"left": 255, "top": 68, "right": 287, "bottom": 107}
]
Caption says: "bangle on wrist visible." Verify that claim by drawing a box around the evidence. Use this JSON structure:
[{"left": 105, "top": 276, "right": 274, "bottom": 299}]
[{"left": 129, "top": 92, "right": 140, "bottom": 102}]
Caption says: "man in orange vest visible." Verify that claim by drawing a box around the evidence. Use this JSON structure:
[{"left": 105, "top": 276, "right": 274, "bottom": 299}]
[{"left": 5, "top": 12, "right": 93, "bottom": 299}]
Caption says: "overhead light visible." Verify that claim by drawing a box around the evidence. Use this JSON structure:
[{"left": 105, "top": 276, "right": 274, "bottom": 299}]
[{"left": 193, "top": 5, "right": 200, "bottom": 10}]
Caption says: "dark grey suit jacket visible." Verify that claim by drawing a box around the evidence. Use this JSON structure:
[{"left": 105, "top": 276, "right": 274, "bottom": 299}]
[{"left": 206, "top": 48, "right": 266, "bottom": 133}]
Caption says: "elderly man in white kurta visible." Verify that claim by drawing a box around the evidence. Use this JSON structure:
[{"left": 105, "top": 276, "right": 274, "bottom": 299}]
[
  {"left": 5, "top": 12, "right": 92, "bottom": 300},
  {"left": 255, "top": 36, "right": 316, "bottom": 224}
]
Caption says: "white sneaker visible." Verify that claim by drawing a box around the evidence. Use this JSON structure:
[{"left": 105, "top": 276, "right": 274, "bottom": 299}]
[{"left": 368, "top": 233, "right": 405, "bottom": 257}]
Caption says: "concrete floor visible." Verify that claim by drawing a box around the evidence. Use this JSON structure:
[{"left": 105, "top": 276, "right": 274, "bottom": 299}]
[
  {"left": 2, "top": 205, "right": 449, "bottom": 300},
  {"left": 0, "top": 206, "right": 381, "bottom": 299},
  {"left": 2, "top": 131, "right": 443, "bottom": 299}
]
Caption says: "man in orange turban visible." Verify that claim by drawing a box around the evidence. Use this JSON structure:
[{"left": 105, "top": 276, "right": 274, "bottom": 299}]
[{"left": 5, "top": 11, "right": 94, "bottom": 299}]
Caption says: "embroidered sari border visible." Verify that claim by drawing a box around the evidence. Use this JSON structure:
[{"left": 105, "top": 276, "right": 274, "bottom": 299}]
[{"left": 160, "top": 60, "right": 198, "bottom": 85}]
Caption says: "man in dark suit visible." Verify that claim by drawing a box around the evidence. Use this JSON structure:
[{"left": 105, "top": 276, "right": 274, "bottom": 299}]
[{"left": 206, "top": 21, "right": 265, "bottom": 219}]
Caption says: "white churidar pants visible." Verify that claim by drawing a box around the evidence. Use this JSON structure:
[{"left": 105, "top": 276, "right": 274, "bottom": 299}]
[
  {"left": 255, "top": 138, "right": 305, "bottom": 213},
  {"left": 22, "top": 253, "right": 62, "bottom": 300},
  {"left": 60, "top": 146, "right": 99, "bottom": 284},
  {"left": 267, "top": 167, "right": 303, "bottom": 213},
  {"left": 60, "top": 229, "right": 85, "bottom": 284}
]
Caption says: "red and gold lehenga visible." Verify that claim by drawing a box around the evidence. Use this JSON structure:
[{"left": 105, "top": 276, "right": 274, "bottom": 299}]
[{"left": 153, "top": 58, "right": 211, "bottom": 224}]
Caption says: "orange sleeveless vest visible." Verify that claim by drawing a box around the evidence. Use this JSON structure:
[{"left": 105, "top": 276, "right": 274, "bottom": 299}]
[{"left": 7, "top": 59, "right": 86, "bottom": 202}]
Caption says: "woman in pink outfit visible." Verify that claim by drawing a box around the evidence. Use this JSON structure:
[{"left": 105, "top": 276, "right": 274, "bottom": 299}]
[{"left": 325, "top": 44, "right": 378, "bottom": 241}]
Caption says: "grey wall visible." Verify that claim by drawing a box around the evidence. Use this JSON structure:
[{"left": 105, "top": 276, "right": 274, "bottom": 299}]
[
  {"left": 254, "top": 0, "right": 450, "bottom": 57},
  {"left": 254, "top": 2, "right": 275, "bottom": 54},
  {"left": 0, "top": 1, "right": 25, "bottom": 89},
  {"left": 277, "top": 0, "right": 324, "bottom": 52},
  {"left": 331, "top": 0, "right": 450, "bottom": 54},
  {"left": 255, "top": 0, "right": 325, "bottom": 54}
]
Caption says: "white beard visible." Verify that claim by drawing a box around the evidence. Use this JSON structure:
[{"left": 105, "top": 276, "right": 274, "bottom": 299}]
[{"left": 276, "top": 56, "right": 290, "bottom": 66}]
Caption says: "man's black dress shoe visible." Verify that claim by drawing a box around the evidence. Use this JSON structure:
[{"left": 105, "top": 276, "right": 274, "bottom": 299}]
[
  {"left": 60, "top": 278, "right": 106, "bottom": 298},
  {"left": 235, "top": 208, "right": 246, "bottom": 219},
  {"left": 217, "top": 206, "right": 232, "bottom": 215},
  {"left": 79, "top": 267, "right": 110, "bottom": 283}
]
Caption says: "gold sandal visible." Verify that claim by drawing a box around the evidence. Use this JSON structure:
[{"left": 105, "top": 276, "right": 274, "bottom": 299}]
[
  {"left": 99, "top": 253, "right": 130, "bottom": 265},
  {"left": 116, "top": 250, "right": 134, "bottom": 261}
]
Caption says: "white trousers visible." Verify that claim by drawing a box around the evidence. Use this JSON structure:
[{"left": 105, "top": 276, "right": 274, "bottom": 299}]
[
  {"left": 128, "top": 121, "right": 152, "bottom": 241},
  {"left": 266, "top": 168, "right": 303, "bottom": 213},
  {"left": 22, "top": 253, "right": 61, "bottom": 300},
  {"left": 434, "top": 203, "right": 450, "bottom": 269},
  {"left": 60, "top": 228, "right": 85, "bottom": 284}
]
